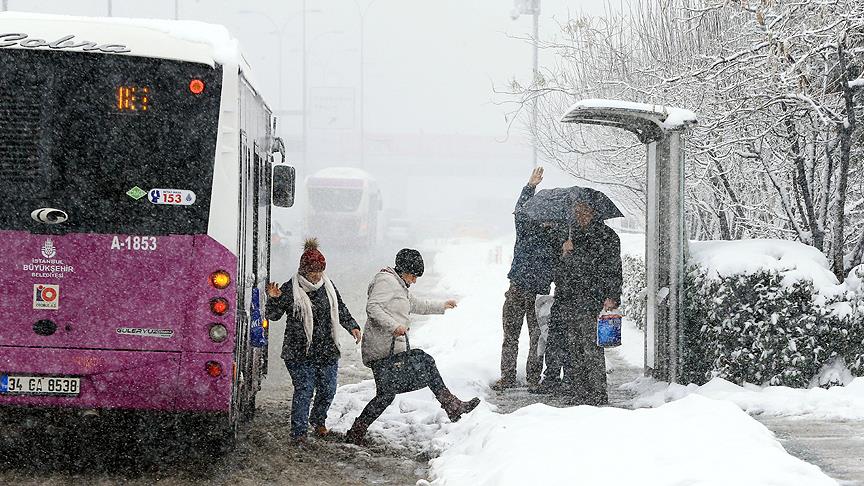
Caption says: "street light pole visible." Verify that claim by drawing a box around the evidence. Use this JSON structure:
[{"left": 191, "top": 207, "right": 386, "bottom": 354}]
[
  {"left": 531, "top": 0, "right": 539, "bottom": 169},
  {"left": 302, "top": 0, "right": 308, "bottom": 173},
  {"left": 512, "top": 0, "right": 541, "bottom": 168},
  {"left": 174, "top": 0, "right": 179, "bottom": 20},
  {"left": 356, "top": 0, "right": 378, "bottom": 169},
  {"left": 107, "top": 0, "right": 112, "bottom": 16}
]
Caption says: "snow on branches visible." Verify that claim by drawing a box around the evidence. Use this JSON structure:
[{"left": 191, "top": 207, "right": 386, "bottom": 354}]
[{"left": 507, "top": 0, "right": 864, "bottom": 277}]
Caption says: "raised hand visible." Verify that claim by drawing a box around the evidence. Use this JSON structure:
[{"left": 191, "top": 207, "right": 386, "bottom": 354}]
[
  {"left": 528, "top": 166, "right": 544, "bottom": 187},
  {"left": 266, "top": 282, "right": 282, "bottom": 298},
  {"left": 444, "top": 299, "right": 458, "bottom": 310}
]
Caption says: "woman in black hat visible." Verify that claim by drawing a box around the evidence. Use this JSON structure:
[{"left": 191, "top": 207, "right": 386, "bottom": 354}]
[{"left": 345, "top": 249, "right": 480, "bottom": 445}]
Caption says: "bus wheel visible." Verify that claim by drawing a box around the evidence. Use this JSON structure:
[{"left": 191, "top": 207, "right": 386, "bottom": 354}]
[
  {"left": 241, "top": 390, "right": 257, "bottom": 422},
  {"left": 200, "top": 412, "right": 237, "bottom": 454}
]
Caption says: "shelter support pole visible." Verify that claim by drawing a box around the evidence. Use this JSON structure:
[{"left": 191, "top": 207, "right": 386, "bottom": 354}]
[{"left": 646, "top": 133, "right": 687, "bottom": 383}]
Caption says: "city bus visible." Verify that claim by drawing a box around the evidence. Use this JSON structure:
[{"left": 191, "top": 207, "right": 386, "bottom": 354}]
[
  {"left": 0, "top": 13, "right": 295, "bottom": 449},
  {"left": 306, "top": 167, "right": 382, "bottom": 250}
]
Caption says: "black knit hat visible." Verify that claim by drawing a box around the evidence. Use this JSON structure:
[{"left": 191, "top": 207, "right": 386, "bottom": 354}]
[{"left": 394, "top": 248, "right": 424, "bottom": 277}]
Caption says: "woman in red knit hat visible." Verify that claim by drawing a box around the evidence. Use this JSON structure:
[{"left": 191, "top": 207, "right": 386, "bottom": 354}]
[{"left": 265, "top": 238, "right": 362, "bottom": 443}]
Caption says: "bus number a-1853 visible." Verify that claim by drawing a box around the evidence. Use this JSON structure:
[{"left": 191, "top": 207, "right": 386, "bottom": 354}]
[{"left": 111, "top": 236, "right": 158, "bottom": 251}]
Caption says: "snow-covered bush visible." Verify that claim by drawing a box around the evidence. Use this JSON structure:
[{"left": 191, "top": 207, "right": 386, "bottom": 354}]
[
  {"left": 620, "top": 253, "right": 646, "bottom": 329},
  {"left": 682, "top": 268, "right": 864, "bottom": 388}
]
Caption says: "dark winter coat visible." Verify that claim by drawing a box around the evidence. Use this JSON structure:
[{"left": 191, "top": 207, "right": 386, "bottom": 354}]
[
  {"left": 507, "top": 185, "right": 559, "bottom": 295},
  {"left": 553, "top": 220, "right": 622, "bottom": 313},
  {"left": 264, "top": 280, "right": 360, "bottom": 363}
]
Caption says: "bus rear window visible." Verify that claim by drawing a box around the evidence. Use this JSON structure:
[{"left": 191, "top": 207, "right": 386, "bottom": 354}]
[
  {"left": 308, "top": 188, "right": 363, "bottom": 212},
  {"left": 0, "top": 48, "right": 222, "bottom": 236}
]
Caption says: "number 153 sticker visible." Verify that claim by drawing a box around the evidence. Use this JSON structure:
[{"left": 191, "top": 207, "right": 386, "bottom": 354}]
[{"left": 149, "top": 189, "right": 196, "bottom": 206}]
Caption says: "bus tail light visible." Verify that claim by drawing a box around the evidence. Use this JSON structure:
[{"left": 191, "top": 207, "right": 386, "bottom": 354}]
[
  {"left": 209, "top": 323, "right": 228, "bottom": 343},
  {"left": 210, "top": 298, "right": 229, "bottom": 316},
  {"left": 209, "top": 270, "right": 231, "bottom": 289},
  {"left": 205, "top": 361, "right": 223, "bottom": 377},
  {"left": 189, "top": 79, "right": 205, "bottom": 94}
]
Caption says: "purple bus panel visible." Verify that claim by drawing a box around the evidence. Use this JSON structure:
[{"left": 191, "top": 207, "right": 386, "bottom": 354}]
[{"left": 0, "top": 231, "right": 238, "bottom": 413}]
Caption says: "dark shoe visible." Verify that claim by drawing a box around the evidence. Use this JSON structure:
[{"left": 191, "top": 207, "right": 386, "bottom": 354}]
[
  {"left": 552, "top": 383, "right": 582, "bottom": 398},
  {"left": 345, "top": 420, "right": 370, "bottom": 446},
  {"left": 529, "top": 380, "right": 560, "bottom": 394},
  {"left": 583, "top": 393, "right": 609, "bottom": 407},
  {"left": 290, "top": 434, "right": 308, "bottom": 446},
  {"left": 461, "top": 397, "right": 481, "bottom": 417},
  {"left": 491, "top": 378, "right": 516, "bottom": 391},
  {"left": 435, "top": 389, "right": 482, "bottom": 422}
]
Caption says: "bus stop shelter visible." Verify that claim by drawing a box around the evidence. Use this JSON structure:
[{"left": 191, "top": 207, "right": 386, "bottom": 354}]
[{"left": 559, "top": 99, "right": 697, "bottom": 383}]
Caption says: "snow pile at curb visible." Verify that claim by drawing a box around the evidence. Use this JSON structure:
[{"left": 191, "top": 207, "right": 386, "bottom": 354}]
[
  {"left": 625, "top": 375, "right": 864, "bottom": 421},
  {"left": 428, "top": 395, "right": 835, "bottom": 486}
]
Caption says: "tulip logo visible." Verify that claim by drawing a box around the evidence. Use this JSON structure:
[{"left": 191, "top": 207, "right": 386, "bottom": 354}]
[
  {"left": 41, "top": 238, "right": 57, "bottom": 259},
  {"left": 33, "top": 284, "right": 60, "bottom": 310}
]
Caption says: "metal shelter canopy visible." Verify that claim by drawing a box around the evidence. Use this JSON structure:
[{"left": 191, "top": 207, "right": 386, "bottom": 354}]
[
  {"left": 559, "top": 98, "right": 697, "bottom": 384},
  {"left": 560, "top": 99, "right": 697, "bottom": 143}
]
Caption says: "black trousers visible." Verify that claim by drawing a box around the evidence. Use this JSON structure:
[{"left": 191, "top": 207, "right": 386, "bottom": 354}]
[
  {"left": 500, "top": 283, "right": 543, "bottom": 384},
  {"left": 355, "top": 351, "right": 447, "bottom": 425},
  {"left": 545, "top": 304, "right": 607, "bottom": 401}
]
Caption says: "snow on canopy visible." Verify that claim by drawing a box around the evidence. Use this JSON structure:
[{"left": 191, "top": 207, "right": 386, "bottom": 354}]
[
  {"left": 560, "top": 98, "right": 698, "bottom": 130},
  {"left": 0, "top": 12, "right": 244, "bottom": 67}
]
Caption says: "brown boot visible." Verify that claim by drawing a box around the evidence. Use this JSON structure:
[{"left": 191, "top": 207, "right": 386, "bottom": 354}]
[
  {"left": 345, "top": 419, "right": 370, "bottom": 446},
  {"left": 435, "top": 389, "right": 481, "bottom": 422}
]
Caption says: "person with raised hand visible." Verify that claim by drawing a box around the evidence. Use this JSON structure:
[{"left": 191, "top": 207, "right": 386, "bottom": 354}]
[
  {"left": 345, "top": 249, "right": 480, "bottom": 446},
  {"left": 265, "top": 238, "right": 361, "bottom": 444}
]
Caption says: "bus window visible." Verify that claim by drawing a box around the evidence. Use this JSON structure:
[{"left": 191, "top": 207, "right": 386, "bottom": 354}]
[
  {"left": 0, "top": 49, "right": 222, "bottom": 236},
  {"left": 308, "top": 188, "right": 363, "bottom": 213}
]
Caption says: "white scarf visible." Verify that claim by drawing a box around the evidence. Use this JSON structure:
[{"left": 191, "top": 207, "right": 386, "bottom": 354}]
[{"left": 292, "top": 273, "right": 341, "bottom": 352}]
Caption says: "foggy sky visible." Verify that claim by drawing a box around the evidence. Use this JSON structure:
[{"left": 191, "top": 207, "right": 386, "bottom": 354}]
[{"left": 5, "top": 1, "right": 628, "bottom": 235}]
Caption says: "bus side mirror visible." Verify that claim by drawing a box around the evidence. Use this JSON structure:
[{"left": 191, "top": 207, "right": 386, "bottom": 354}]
[{"left": 272, "top": 165, "right": 296, "bottom": 208}]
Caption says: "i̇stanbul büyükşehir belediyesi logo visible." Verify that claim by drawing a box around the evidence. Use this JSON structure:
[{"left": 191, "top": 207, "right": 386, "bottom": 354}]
[{"left": 41, "top": 238, "right": 56, "bottom": 259}]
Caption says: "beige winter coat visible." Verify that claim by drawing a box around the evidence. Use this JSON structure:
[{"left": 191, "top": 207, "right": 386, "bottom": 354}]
[{"left": 361, "top": 267, "right": 446, "bottom": 366}]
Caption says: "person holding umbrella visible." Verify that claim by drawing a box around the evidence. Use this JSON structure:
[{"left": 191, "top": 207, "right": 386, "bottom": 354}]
[
  {"left": 546, "top": 199, "right": 622, "bottom": 404},
  {"left": 492, "top": 167, "right": 561, "bottom": 391},
  {"left": 516, "top": 186, "right": 623, "bottom": 404}
]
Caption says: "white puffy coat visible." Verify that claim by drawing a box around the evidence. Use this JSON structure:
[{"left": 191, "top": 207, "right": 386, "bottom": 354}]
[{"left": 361, "top": 268, "right": 446, "bottom": 366}]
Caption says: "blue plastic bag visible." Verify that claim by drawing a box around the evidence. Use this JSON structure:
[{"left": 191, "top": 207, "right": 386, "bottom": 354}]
[{"left": 596, "top": 311, "right": 622, "bottom": 348}]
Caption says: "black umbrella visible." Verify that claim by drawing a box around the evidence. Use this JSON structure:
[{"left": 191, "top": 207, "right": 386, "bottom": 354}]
[{"left": 516, "top": 186, "right": 624, "bottom": 223}]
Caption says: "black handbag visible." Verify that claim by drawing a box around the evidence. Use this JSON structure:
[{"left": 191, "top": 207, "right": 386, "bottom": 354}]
[{"left": 373, "top": 333, "right": 432, "bottom": 395}]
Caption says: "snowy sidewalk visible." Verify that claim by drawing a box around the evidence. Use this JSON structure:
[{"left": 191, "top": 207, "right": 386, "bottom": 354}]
[
  {"left": 488, "top": 347, "right": 641, "bottom": 414},
  {"left": 324, "top": 238, "right": 842, "bottom": 485},
  {"left": 758, "top": 417, "right": 864, "bottom": 485}
]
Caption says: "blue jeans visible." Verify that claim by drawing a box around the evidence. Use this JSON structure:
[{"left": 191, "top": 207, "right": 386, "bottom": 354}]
[{"left": 285, "top": 360, "right": 339, "bottom": 439}]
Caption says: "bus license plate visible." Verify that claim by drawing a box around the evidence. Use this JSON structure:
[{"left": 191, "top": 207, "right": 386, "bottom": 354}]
[{"left": 0, "top": 375, "right": 80, "bottom": 396}]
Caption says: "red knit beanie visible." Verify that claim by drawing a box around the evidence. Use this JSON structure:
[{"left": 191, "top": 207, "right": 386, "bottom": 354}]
[{"left": 299, "top": 238, "right": 326, "bottom": 273}]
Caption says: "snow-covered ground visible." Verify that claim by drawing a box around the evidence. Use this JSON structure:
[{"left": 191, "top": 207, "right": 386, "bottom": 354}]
[
  {"left": 428, "top": 395, "right": 834, "bottom": 486},
  {"left": 625, "top": 375, "right": 864, "bottom": 421},
  {"left": 328, "top": 237, "right": 840, "bottom": 485}
]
